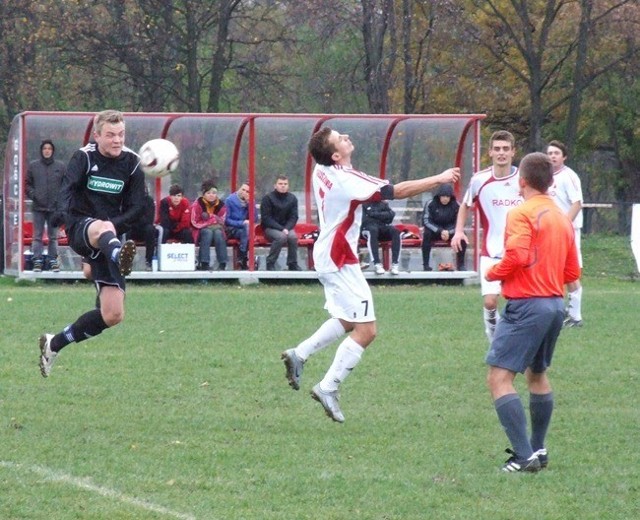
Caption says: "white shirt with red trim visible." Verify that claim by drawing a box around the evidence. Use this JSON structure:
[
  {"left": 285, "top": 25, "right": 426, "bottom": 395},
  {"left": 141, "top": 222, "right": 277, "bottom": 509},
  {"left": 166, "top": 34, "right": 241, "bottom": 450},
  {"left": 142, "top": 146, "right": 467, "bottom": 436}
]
[
  {"left": 312, "top": 163, "right": 389, "bottom": 273},
  {"left": 462, "top": 166, "right": 522, "bottom": 259},
  {"left": 549, "top": 165, "right": 583, "bottom": 229}
]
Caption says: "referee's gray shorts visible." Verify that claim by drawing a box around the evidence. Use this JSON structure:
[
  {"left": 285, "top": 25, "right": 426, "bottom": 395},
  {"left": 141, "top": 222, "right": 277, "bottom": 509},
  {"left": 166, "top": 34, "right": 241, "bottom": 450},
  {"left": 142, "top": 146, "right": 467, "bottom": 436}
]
[{"left": 485, "top": 297, "right": 565, "bottom": 374}]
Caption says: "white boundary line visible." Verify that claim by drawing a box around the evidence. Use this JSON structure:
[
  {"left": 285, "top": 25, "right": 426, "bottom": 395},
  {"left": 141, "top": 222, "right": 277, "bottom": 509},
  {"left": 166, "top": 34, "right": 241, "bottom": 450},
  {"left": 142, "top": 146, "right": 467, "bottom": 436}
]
[{"left": 0, "top": 461, "right": 196, "bottom": 520}]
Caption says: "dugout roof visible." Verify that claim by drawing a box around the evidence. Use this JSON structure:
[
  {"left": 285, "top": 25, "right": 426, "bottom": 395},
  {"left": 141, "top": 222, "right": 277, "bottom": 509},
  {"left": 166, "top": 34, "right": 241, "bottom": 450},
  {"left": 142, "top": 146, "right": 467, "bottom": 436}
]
[{"left": 2, "top": 111, "right": 485, "bottom": 275}]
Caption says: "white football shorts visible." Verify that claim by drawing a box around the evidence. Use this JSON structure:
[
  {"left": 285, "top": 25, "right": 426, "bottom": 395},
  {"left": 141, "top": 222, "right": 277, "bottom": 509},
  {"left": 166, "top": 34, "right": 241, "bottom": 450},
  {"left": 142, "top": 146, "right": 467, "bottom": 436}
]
[
  {"left": 574, "top": 228, "right": 583, "bottom": 268},
  {"left": 480, "top": 255, "right": 502, "bottom": 296},
  {"left": 318, "top": 263, "right": 376, "bottom": 323}
]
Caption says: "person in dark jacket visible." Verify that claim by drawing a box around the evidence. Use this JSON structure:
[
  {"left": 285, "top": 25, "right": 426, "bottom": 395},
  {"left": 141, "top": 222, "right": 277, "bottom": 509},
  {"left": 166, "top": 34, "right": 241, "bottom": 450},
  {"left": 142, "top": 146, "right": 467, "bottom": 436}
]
[
  {"left": 361, "top": 200, "right": 401, "bottom": 275},
  {"left": 422, "top": 183, "right": 466, "bottom": 271},
  {"left": 158, "top": 184, "right": 193, "bottom": 244},
  {"left": 127, "top": 192, "right": 158, "bottom": 270},
  {"left": 26, "top": 139, "right": 67, "bottom": 272},
  {"left": 260, "top": 175, "right": 301, "bottom": 271}
]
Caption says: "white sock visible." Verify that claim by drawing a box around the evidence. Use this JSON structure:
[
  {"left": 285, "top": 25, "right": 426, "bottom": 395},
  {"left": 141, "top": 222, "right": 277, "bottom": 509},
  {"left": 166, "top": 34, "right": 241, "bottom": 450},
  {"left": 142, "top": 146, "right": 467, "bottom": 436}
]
[
  {"left": 294, "top": 319, "right": 345, "bottom": 362},
  {"left": 484, "top": 307, "right": 498, "bottom": 342},
  {"left": 568, "top": 286, "right": 583, "bottom": 321},
  {"left": 111, "top": 246, "right": 120, "bottom": 262},
  {"left": 320, "top": 337, "right": 364, "bottom": 392}
]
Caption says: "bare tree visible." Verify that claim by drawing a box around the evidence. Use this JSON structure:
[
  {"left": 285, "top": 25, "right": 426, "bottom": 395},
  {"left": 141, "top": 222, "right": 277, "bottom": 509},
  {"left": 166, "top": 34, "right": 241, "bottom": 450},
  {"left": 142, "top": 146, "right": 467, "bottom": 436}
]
[
  {"left": 0, "top": 3, "right": 41, "bottom": 124},
  {"left": 206, "top": 0, "right": 240, "bottom": 112},
  {"left": 48, "top": 0, "right": 293, "bottom": 113},
  {"left": 361, "top": 0, "right": 396, "bottom": 113},
  {"left": 459, "top": 0, "right": 638, "bottom": 151}
]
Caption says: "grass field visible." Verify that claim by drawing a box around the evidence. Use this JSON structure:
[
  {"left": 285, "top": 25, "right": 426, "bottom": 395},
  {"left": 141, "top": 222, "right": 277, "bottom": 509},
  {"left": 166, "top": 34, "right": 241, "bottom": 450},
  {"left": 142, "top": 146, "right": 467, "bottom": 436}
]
[{"left": 0, "top": 234, "right": 638, "bottom": 519}]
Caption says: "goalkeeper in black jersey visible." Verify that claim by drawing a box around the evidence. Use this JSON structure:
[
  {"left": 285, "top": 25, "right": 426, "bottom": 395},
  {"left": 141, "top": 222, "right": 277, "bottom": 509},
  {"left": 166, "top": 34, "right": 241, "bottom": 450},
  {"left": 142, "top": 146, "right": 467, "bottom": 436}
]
[{"left": 39, "top": 110, "right": 146, "bottom": 377}]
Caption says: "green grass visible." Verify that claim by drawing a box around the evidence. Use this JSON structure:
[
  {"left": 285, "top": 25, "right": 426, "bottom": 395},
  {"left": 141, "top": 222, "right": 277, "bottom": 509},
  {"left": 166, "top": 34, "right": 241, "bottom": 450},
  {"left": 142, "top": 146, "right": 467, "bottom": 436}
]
[
  {"left": 0, "top": 233, "right": 638, "bottom": 519},
  {"left": 581, "top": 232, "right": 639, "bottom": 280}
]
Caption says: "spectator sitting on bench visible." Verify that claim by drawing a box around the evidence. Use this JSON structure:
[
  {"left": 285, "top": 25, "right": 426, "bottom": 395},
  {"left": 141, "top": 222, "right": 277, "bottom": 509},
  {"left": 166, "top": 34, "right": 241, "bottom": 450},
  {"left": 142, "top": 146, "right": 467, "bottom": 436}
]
[
  {"left": 261, "top": 175, "right": 301, "bottom": 271},
  {"left": 361, "top": 200, "right": 401, "bottom": 275},
  {"left": 159, "top": 184, "right": 193, "bottom": 244},
  {"left": 191, "top": 179, "right": 228, "bottom": 271},
  {"left": 127, "top": 192, "right": 158, "bottom": 271},
  {"left": 422, "top": 183, "right": 466, "bottom": 271},
  {"left": 225, "top": 181, "right": 258, "bottom": 270}
]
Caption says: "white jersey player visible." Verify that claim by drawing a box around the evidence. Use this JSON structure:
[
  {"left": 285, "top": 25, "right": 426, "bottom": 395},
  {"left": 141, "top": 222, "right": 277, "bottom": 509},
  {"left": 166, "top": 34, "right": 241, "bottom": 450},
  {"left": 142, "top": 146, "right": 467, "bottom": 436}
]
[
  {"left": 281, "top": 127, "right": 460, "bottom": 423},
  {"left": 461, "top": 165, "right": 521, "bottom": 259},
  {"left": 547, "top": 140, "right": 584, "bottom": 327},
  {"left": 452, "top": 130, "right": 522, "bottom": 343},
  {"left": 312, "top": 165, "right": 388, "bottom": 274}
]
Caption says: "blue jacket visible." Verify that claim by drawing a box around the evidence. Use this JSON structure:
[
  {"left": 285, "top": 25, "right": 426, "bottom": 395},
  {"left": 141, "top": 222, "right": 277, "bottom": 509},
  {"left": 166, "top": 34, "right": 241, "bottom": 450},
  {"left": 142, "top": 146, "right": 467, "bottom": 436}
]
[{"left": 225, "top": 192, "right": 259, "bottom": 229}]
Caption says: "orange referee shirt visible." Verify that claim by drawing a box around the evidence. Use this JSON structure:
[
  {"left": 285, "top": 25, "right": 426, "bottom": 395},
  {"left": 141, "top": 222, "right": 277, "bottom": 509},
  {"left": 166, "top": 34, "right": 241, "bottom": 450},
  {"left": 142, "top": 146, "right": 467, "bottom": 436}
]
[{"left": 486, "top": 194, "right": 581, "bottom": 299}]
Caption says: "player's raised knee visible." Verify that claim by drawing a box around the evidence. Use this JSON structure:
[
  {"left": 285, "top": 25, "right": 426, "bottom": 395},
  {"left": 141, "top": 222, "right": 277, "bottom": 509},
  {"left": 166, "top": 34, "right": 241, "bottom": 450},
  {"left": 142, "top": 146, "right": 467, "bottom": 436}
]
[{"left": 101, "top": 308, "right": 124, "bottom": 327}]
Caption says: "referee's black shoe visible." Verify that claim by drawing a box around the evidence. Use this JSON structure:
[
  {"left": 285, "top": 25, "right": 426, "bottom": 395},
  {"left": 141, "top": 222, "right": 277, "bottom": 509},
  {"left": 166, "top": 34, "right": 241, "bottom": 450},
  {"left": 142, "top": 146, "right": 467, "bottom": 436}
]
[
  {"left": 533, "top": 448, "right": 548, "bottom": 468},
  {"left": 501, "top": 449, "right": 541, "bottom": 473}
]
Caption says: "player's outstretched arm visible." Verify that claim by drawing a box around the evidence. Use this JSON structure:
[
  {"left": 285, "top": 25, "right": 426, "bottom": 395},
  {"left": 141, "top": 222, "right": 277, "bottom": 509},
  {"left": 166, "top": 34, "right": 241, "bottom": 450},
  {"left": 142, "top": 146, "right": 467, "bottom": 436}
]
[
  {"left": 392, "top": 168, "right": 460, "bottom": 200},
  {"left": 451, "top": 203, "right": 469, "bottom": 253}
]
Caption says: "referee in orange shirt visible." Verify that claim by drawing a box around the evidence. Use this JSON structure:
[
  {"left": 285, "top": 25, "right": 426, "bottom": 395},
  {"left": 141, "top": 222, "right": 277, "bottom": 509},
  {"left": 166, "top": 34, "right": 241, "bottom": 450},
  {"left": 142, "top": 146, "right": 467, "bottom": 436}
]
[{"left": 484, "top": 152, "right": 581, "bottom": 473}]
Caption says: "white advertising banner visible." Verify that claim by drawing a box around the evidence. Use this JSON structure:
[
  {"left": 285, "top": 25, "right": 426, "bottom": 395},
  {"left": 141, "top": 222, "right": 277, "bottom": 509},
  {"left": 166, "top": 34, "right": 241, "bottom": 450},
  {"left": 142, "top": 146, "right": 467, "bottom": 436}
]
[{"left": 158, "top": 244, "right": 195, "bottom": 271}]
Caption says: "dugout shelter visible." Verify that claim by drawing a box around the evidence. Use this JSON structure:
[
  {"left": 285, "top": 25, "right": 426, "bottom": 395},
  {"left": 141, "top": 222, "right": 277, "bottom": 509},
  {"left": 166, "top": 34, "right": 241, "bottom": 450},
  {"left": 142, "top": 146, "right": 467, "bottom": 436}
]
[{"left": 2, "top": 111, "right": 485, "bottom": 280}]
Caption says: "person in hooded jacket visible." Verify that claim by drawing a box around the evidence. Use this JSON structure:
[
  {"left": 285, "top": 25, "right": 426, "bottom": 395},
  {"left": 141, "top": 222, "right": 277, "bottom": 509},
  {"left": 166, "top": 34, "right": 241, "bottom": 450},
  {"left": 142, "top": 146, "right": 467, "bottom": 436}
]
[
  {"left": 26, "top": 139, "right": 67, "bottom": 272},
  {"left": 422, "top": 183, "right": 466, "bottom": 271}
]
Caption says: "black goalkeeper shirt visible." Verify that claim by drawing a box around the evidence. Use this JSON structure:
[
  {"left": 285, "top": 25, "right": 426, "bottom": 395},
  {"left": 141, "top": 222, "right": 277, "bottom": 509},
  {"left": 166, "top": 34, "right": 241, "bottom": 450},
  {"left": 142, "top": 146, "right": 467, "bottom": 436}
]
[{"left": 58, "top": 142, "right": 146, "bottom": 235}]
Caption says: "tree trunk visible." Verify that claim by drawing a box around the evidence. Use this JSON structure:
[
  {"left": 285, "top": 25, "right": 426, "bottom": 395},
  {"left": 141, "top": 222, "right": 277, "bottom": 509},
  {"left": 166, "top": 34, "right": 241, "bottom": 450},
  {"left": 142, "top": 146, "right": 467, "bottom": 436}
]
[
  {"left": 402, "top": 0, "right": 415, "bottom": 114},
  {"left": 528, "top": 60, "right": 545, "bottom": 152},
  {"left": 361, "top": 0, "right": 395, "bottom": 113},
  {"left": 565, "top": 0, "right": 593, "bottom": 156},
  {"left": 207, "top": 0, "right": 239, "bottom": 113},
  {"left": 184, "top": 8, "right": 202, "bottom": 112}
]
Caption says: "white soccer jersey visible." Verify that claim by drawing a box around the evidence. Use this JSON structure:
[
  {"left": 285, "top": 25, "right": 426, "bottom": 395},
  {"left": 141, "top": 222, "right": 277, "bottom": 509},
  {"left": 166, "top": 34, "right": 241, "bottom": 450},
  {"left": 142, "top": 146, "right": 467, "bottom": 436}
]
[
  {"left": 312, "top": 163, "right": 389, "bottom": 273},
  {"left": 549, "top": 165, "right": 583, "bottom": 229},
  {"left": 462, "top": 166, "right": 522, "bottom": 258}
]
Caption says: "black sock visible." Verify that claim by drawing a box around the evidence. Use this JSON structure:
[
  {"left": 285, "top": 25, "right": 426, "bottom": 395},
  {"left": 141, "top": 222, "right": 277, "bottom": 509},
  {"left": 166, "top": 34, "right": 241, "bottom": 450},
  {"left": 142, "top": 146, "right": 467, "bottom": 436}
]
[
  {"left": 50, "top": 330, "right": 71, "bottom": 352},
  {"left": 495, "top": 393, "right": 533, "bottom": 458},
  {"left": 97, "top": 231, "right": 121, "bottom": 261},
  {"left": 530, "top": 392, "right": 554, "bottom": 451},
  {"left": 50, "top": 309, "right": 109, "bottom": 352}
]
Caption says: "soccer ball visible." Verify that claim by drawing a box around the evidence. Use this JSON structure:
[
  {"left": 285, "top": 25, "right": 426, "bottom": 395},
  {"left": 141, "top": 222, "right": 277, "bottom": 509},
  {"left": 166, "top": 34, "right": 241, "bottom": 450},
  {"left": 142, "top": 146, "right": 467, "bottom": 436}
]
[{"left": 138, "top": 138, "right": 180, "bottom": 177}]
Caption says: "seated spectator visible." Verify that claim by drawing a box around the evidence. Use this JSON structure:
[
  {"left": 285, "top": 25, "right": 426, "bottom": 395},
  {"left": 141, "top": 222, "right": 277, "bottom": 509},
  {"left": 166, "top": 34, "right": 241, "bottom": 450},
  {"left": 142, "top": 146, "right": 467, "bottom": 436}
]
[
  {"left": 191, "top": 179, "right": 228, "bottom": 271},
  {"left": 260, "top": 175, "right": 301, "bottom": 271},
  {"left": 361, "top": 200, "right": 401, "bottom": 275},
  {"left": 159, "top": 184, "right": 193, "bottom": 244},
  {"left": 422, "top": 183, "right": 466, "bottom": 271},
  {"left": 225, "top": 181, "right": 258, "bottom": 270},
  {"left": 128, "top": 193, "right": 158, "bottom": 271}
]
